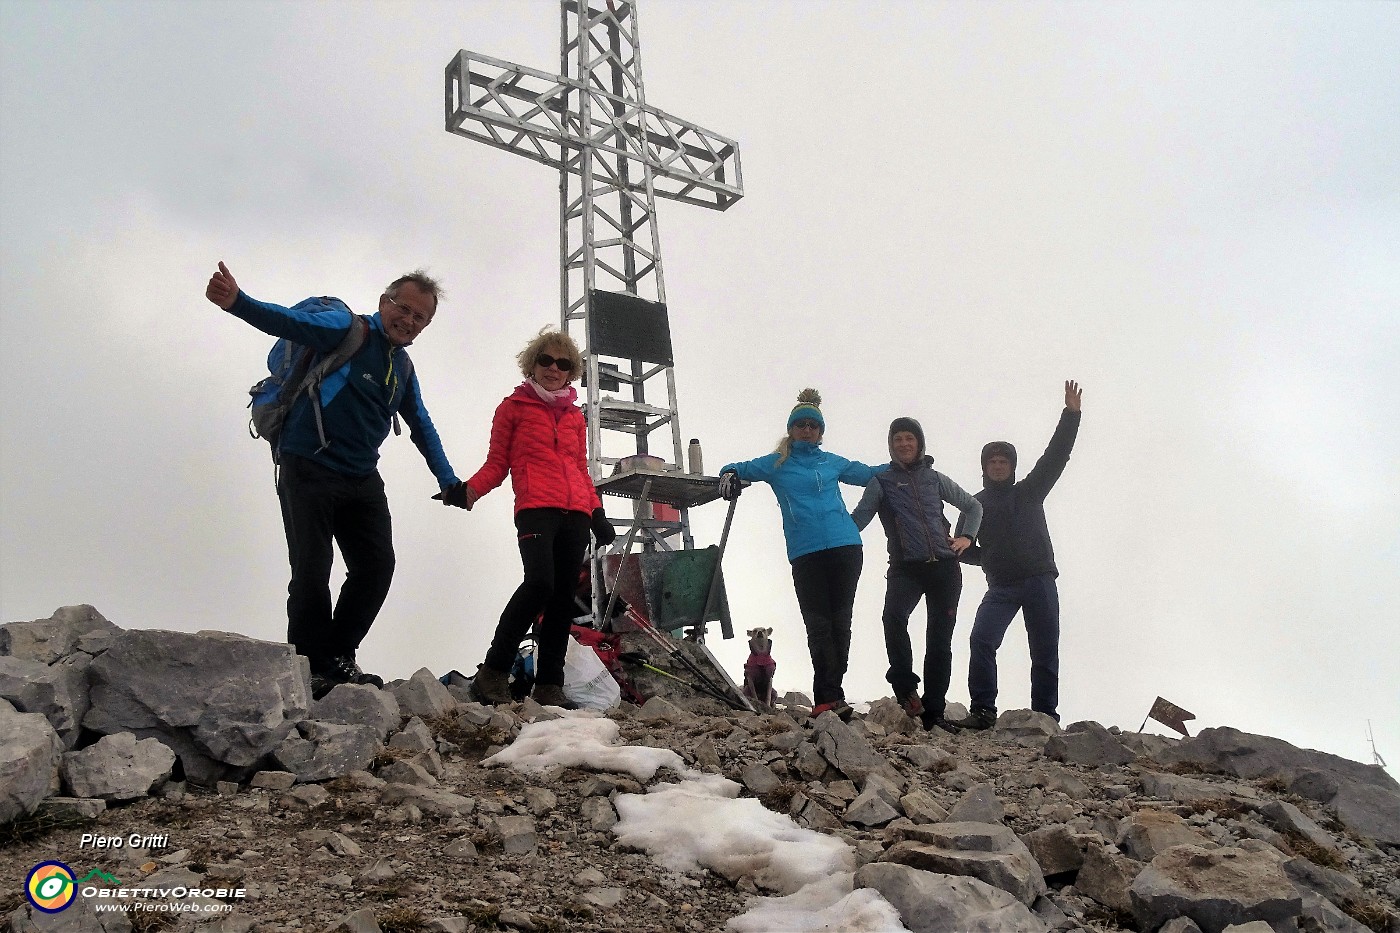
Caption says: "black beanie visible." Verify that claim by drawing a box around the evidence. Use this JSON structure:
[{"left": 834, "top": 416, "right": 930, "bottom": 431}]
[
  {"left": 889, "top": 417, "right": 925, "bottom": 459},
  {"left": 981, "top": 440, "right": 1017, "bottom": 470}
]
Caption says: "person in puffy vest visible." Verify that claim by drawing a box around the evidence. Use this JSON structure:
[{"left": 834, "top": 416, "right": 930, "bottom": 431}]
[
  {"left": 851, "top": 416, "right": 983, "bottom": 732},
  {"left": 953, "top": 381, "right": 1083, "bottom": 729},
  {"left": 205, "top": 262, "right": 468, "bottom": 699},
  {"left": 718, "top": 389, "right": 887, "bottom": 721},
  {"left": 462, "top": 328, "right": 614, "bottom": 709}
]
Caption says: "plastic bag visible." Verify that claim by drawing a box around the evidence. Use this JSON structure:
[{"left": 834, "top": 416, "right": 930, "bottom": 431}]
[{"left": 563, "top": 634, "right": 621, "bottom": 710}]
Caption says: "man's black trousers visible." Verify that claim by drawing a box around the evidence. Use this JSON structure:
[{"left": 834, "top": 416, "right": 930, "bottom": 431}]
[
  {"left": 790, "top": 544, "right": 864, "bottom": 705},
  {"left": 484, "top": 508, "right": 591, "bottom": 688},
  {"left": 277, "top": 454, "right": 394, "bottom": 674}
]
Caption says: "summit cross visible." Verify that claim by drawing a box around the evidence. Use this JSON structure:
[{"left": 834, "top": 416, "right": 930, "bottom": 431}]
[{"left": 445, "top": 1, "right": 743, "bottom": 559}]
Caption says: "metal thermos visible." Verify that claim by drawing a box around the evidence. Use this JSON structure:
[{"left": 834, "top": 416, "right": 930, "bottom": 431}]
[{"left": 687, "top": 438, "right": 703, "bottom": 474}]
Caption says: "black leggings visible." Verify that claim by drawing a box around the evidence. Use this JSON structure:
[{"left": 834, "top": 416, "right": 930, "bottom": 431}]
[
  {"left": 483, "top": 508, "right": 591, "bottom": 686},
  {"left": 790, "top": 545, "right": 864, "bottom": 705}
]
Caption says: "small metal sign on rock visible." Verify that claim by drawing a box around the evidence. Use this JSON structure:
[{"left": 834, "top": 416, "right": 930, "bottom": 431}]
[{"left": 1142, "top": 695, "right": 1196, "bottom": 736}]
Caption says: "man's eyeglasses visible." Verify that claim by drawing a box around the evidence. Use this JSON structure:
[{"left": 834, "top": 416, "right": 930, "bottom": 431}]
[
  {"left": 383, "top": 294, "right": 430, "bottom": 327},
  {"left": 536, "top": 353, "right": 575, "bottom": 373},
  {"left": 790, "top": 418, "right": 822, "bottom": 432}
]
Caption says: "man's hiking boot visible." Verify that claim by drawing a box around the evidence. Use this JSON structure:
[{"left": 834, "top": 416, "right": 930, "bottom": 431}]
[
  {"left": 310, "top": 673, "right": 340, "bottom": 701},
  {"left": 899, "top": 693, "right": 924, "bottom": 718},
  {"left": 810, "top": 701, "right": 854, "bottom": 723},
  {"left": 953, "top": 707, "right": 997, "bottom": 731},
  {"left": 531, "top": 683, "right": 578, "bottom": 709},
  {"left": 329, "top": 656, "right": 384, "bottom": 688},
  {"left": 471, "top": 666, "right": 513, "bottom": 706}
]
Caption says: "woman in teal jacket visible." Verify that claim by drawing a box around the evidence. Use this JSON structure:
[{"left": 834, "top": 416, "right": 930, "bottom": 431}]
[{"left": 719, "top": 389, "right": 886, "bottom": 719}]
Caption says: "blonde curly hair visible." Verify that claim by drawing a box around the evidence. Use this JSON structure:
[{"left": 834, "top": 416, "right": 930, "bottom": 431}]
[{"left": 516, "top": 327, "right": 584, "bottom": 380}]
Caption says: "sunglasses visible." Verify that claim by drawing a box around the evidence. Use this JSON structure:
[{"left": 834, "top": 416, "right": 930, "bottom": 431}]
[
  {"left": 536, "top": 353, "right": 575, "bottom": 373},
  {"left": 790, "top": 418, "right": 822, "bottom": 431}
]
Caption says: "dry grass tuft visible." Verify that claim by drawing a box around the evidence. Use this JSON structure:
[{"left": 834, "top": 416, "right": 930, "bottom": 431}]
[
  {"left": 1281, "top": 830, "right": 1347, "bottom": 869},
  {"left": 1341, "top": 895, "right": 1398, "bottom": 933},
  {"left": 377, "top": 905, "right": 427, "bottom": 932}
]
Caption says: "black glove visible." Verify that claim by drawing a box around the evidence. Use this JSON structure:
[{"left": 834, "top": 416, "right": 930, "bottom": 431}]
[
  {"left": 718, "top": 471, "right": 743, "bottom": 501},
  {"left": 591, "top": 507, "right": 616, "bottom": 546},
  {"left": 439, "top": 481, "right": 472, "bottom": 509}
]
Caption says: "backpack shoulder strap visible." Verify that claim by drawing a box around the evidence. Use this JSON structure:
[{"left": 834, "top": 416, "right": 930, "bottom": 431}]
[{"left": 299, "top": 314, "right": 371, "bottom": 453}]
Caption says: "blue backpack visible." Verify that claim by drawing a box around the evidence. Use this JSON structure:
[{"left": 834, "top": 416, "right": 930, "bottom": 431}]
[{"left": 247, "top": 297, "right": 371, "bottom": 461}]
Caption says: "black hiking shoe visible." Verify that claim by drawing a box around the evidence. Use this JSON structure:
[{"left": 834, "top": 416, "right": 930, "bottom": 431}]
[
  {"left": 921, "top": 714, "right": 963, "bottom": 733},
  {"left": 899, "top": 693, "right": 925, "bottom": 718},
  {"left": 471, "top": 665, "right": 513, "bottom": 706},
  {"left": 310, "top": 673, "right": 341, "bottom": 701},
  {"left": 953, "top": 707, "right": 997, "bottom": 731},
  {"left": 531, "top": 683, "right": 578, "bottom": 709},
  {"left": 328, "top": 656, "right": 384, "bottom": 688}
]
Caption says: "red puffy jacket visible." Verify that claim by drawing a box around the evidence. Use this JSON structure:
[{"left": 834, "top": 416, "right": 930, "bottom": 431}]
[{"left": 466, "top": 384, "right": 601, "bottom": 515}]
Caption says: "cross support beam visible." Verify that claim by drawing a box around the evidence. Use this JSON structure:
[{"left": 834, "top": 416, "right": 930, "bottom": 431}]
[{"left": 446, "top": 50, "right": 743, "bottom": 211}]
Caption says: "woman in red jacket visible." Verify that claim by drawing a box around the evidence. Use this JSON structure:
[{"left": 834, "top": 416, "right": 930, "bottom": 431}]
[{"left": 464, "top": 329, "right": 613, "bottom": 707}]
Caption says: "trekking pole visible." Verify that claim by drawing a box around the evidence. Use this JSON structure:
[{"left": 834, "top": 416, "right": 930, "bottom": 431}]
[
  {"left": 700, "top": 487, "right": 743, "bottom": 640},
  {"left": 628, "top": 617, "right": 748, "bottom": 711},
  {"left": 617, "top": 652, "right": 740, "bottom": 707},
  {"left": 603, "top": 477, "right": 651, "bottom": 626}
]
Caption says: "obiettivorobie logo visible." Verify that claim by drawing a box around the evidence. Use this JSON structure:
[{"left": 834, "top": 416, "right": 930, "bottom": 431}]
[
  {"left": 25, "top": 861, "right": 80, "bottom": 913},
  {"left": 24, "top": 860, "right": 245, "bottom": 916}
]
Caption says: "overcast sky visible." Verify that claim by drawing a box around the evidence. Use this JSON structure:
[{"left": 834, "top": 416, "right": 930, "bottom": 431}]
[{"left": 2, "top": 0, "right": 1396, "bottom": 771}]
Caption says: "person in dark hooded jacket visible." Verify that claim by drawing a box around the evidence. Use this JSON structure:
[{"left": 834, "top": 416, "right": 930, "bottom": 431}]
[
  {"left": 851, "top": 417, "right": 982, "bottom": 732},
  {"left": 953, "top": 381, "right": 1082, "bottom": 729}
]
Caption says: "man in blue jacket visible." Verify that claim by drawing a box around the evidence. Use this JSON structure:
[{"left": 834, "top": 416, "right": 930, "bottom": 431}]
[
  {"left": 206, "top": 262, "right": 468, "bottom": 698},
  {"left": 954, "top": 381, "right": 1082, "bottom": 729}
]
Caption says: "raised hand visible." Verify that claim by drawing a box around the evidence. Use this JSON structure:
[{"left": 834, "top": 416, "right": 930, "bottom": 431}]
[
  {"left": 206, "top": 261, "right": 240, "bottom": 310},
  {"left": 1065, "top": 380, "right": 1082, "bottom": 412}
]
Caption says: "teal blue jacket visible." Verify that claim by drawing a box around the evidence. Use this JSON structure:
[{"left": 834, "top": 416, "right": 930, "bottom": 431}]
[{"left": 721, "top": 441, "right": 886, "bottom": 561}]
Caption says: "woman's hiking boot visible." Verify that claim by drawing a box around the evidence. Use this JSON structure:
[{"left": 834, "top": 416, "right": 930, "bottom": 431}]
[
  {"left": 531, "top": 683, "right": 578, "bottom": 709},
  {"left": 810, "top": 701, "right": 854, "bottom": 723},
  {"left": 471, "top": 666, "right": 513, "bottom": 706},
  {"left": 899, "top": 693, "right": 924, "bottom": 718}
]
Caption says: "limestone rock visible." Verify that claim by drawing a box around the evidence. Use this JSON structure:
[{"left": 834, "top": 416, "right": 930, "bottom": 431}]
[
  {"left": 495, "top": 813, "right": 538, "bottom": 855},
  {"left": 740, "top": 760, "right": 780, "bottom": 796},
  {"left": 61, "top": 731, "right": 175, "bottom": 800},
  {"left": 83, "top": 628, "right": 310, "bottom": 782},
  {"left": 389, "top": 668, "right": 455, "bottom": 719},
  {"left": 1020, "top": 823, "right": 1092, "bottom": 876},
  {"left": 1044, "top": 720, "right": 1135, "bottom": 767},
  {"left": 1129, "top": 843, "right": 1303, "bottom": 933},
  {"left": 272, "top": 720, "right": 380, "bottom": 783},
  {"left": 1075, "top": 840, "right": 1144, "bottom": 913},
  {"left": 1140, "top": 770, "right": 1257, "bottom": 805},
  {"left": 379, "top": 783, "right": 476, "bottom": 817},
  {"left": 856, "top": 861, "right": 1050, "bottom": 932},
  {"left": 313, "top": 683, "right": 401, "bottom": 741},
  {"left": 8, "top": 896, "right": 135, "bottom": 931},
  {"left": 1155, "top": 727, "right": 1400, "bottom": 844},
  {"left": 378, "top": 759, "right": 437, "bottom": 787},
  {"left": 900, "top": 786, "right": 949, "bottom": 824},
  {"left": 812, "top": 714, "right": 900, "bottom": 783},
  {"left": 882, "top": 821, "right": 1047, "bottom": 905},
  {"left": 998, "top": 709, "right": 1061, "bottom": 738},
  {"left": 1260, "top": 799, "right": 1340, "bottom": 854},
  {"left": 1118, "top": 807, "right": 1214, "bottom": 861},
  {"left": 0, "top": 653, "right": 91, "bottom": 748},
  {"left": 0, "top": 702, "right": 63, "bottom": 822},
  {"left": 844, "top": 785, "right": 901, "bottom": 826},
  {"left": 0, "top": 604, "right": 118, "bottom": 663},
  {"left": 947, "top": 782, "right": 1005, "bottom": 823}
]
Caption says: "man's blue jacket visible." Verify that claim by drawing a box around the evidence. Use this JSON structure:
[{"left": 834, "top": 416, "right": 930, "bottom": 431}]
[{"left": 229, "top": 292, "right": 457, "bottom": 487}]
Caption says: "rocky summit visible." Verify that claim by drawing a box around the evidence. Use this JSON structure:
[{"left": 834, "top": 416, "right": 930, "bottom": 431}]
[{"left": 3, "top": 605, "right": 1399, "bottom": 933}]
